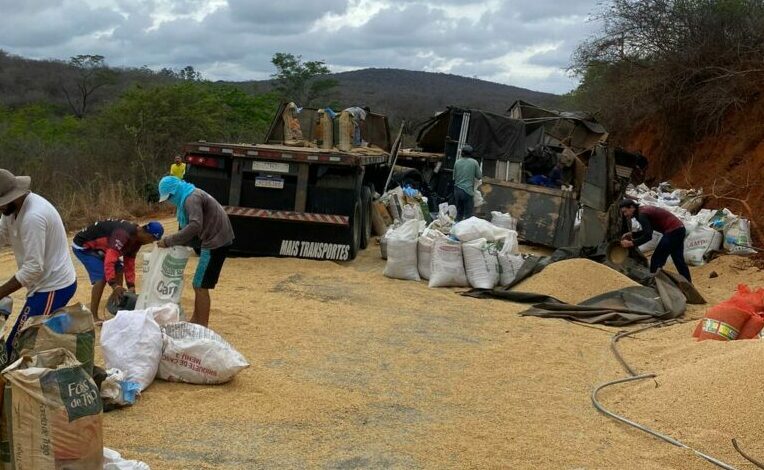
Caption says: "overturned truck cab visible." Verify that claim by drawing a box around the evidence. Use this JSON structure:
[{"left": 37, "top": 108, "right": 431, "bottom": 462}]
[{"left": 399, "top": 102, "right": 644, "bottom": 248}]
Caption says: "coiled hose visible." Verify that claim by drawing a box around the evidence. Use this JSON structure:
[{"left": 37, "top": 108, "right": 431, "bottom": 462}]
[{"left": 591, "top": 321, "right": 740, "bottom": 469}]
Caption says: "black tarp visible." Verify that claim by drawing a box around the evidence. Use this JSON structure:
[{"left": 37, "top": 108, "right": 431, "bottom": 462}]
[
  {"left": 415, "top": 107, "right": 526, "bottom": 162},
  {"left": 462, "top": 245, "right": 705, "bottom": 326},
  {"left": 466, "top": 110, "right": 526, "bottom": 162}
]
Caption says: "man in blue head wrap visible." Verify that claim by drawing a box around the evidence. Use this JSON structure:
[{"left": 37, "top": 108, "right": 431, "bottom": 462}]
[{"left": 157, "top": 176, "right": 234, "bottom": 327}]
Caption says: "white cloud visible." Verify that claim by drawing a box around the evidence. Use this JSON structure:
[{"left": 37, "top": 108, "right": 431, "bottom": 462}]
[{"left": 0, "top": 0, "right": 602, "bottom": 93}]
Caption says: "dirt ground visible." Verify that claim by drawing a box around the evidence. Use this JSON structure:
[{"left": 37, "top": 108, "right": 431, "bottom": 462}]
[{"left": 2, "top": 224, "right": 764, "bottom": 469}]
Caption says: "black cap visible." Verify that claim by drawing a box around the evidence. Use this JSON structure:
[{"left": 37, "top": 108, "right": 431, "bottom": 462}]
[{"left": 619, "top": 198, "right": 639, "bottom": 209}]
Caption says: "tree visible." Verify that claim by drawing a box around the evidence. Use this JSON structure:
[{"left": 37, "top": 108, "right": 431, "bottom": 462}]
[
  {"left": 570, "top": 0, "right": 764, "bottom": 135},
  {"left": 270, "top": 52, "right": 338, "bottom": 106},
  {"left": 178, "top": 66, "right": 202, "bottom": 81},
  {"left": 61, "top": 54, "right": 116, "bottom": 118}
]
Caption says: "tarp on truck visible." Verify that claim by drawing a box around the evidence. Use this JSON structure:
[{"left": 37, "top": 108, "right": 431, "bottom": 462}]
[{"left": 415, "top": 107, "right": 526, "bottom": 161}]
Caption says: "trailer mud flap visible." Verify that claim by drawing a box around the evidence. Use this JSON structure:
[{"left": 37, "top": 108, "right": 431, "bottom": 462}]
[{"left": 228, "top": 215, "right": 353, "bottom": 260}]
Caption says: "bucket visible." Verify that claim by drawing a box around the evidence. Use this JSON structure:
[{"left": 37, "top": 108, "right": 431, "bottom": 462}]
[{"left": 606, "top": 241, "right": 629, "bottom": 265}]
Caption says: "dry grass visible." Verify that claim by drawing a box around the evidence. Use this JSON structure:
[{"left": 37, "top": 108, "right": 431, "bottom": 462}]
[{"left": 47, "top": 180, "right": 172, "bottom": 229}]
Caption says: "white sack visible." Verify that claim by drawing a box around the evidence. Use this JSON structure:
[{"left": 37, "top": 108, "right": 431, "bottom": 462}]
[
  {"left": 158, "top": 322, "right": 249, "bottom": 384},
  {"left": 417, "top": 229, "right": 445, "bottom": 280},
  {"left": 429, "top": 238, "right": 468, "bottom": 288},
  {"left": 639, "top": 232, "right": 662, "bottom": 253},
  {"left": 473, "top": 189, "right": 485, "bottom": 208},
  {"left": 462, "top": 238, "right": 500, "bottom": 289},
  {"left": 490, "top": 211, "right": 517, "bottom": 231},
  {"left": 724, "top": 217, "right": 756, "bottom": 255},
  {"left": 136, "top": 246, "right": 193, "bottom": 310},
  {"left": 451, "top": 216, "right": 511, "bottom": 242},
  {"left": 684, "top": 225, "right": 723, "bottom": 266},
  {"left": 401, "top": 203, "right": 423, "bottom": 222},
  {"left": 383, "top": 220, "right": 420, "bottom": 281},
  {"left": 101, "top": 310, "right": 163, "bottom": 391}
]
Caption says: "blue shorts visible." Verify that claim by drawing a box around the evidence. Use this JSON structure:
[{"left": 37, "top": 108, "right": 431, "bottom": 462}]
[
  {"left": 3, "top": 281, "right": 77, "bottom": 360},
  {"left": 73, "top": 247, "right": 122, "bottom": 285}
]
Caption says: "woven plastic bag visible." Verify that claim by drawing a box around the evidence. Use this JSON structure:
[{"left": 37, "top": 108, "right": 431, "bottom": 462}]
[{"left": 158, "top": 322, "right": 249, "bottom": 384}]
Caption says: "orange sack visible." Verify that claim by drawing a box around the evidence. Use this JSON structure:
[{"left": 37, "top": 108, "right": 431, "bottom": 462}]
[
  {"left": 738, "top": 313, "right": 764, "bottom": 340},
  {"left": 694, "top": 300, "right": 754, "bottom": 341},
  {"left": 732, "top": 284, "right": 764, "bottom": 311}
]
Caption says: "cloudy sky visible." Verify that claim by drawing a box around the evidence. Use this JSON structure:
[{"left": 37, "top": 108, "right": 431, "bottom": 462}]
[{"left": 0, "top": 0, "right": 603, "bottom": 94}]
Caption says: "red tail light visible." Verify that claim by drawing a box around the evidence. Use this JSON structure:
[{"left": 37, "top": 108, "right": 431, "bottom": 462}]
[{"left": 186, "top": 154, "right": 224, "bottom": 168}]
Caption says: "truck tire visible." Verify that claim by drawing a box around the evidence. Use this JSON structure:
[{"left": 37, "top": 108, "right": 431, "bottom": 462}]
[
  {"left": 360, "top": 186, "right": 372, "bottom": 249},
  {"left": 347, "top": 200, "right": 362, "bottom": 260}
]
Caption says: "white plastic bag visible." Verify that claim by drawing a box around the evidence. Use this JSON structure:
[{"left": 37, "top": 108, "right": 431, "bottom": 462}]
[
  {"left": 429, "top": 238, "right": 468, "bottom": 288},
  {"left": 158, "top": 322, "right": 249, "bottom": 384},
  {"left": 451, "top": 216, "right": 511, "bottom": 242},
  {"left": 417, "top": 229, "right": 445, "bottom": 280},
  {"left": 100, "top": 368, "right": 141, "bottom": 407},
  {"left": 136, "top": 246, "right": 193, "bottom": 310},
  {"left": 101, "top": 309, "right": 163, "bottom": 391},
  {"left": 490, "top": 211, "right": 517, "bottom": 231},
  {"left": 724, "top": 217, "right": 756, "bottom": 255},
  {"left": 473, "top": 189, "right": 485, "bottom": 208},
  {"left": 684, "top": 225, "right": 723, "bottom": 266},
  {"left": 639, "top": 231, "right": 662, "bottom": 253},
  {"left": 383, "top": 220, "right": 420, "bottom": 281},
  {"left": 462, "top": 238, "right": 500, "bottom": 289},
  {"left": 103, "top": 448, "right": 151, "bottom": 470}
]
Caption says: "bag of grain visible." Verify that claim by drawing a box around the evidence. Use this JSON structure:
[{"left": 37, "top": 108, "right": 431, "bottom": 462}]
[
  {"left": 383, "top": 220, "right": 420, "bottom": 281},
  {"left": 136, "top": 246, "right": 193, "bottom": 310},
  {"left": 451, "top": 217, "right": 511, "bottom": 242},
  {"left": 14, "top": 303, "right": 95, "bottom": 375},
  {"left": 683, "top": 224, "right": 722, "bottom": 266},
  {"left": 490, "top": 211, "right": 517, "bottom": 231},
  {"left": 462, "top": 238, "right": 500, "bottom": 289},
  {"left": 2, "top": 348, "right": 103, "bottom": 469},
  {"left": 497, "top": 239, "right": 525, "bottom": 286},
  {"left": 100, "top": 309, "right": 164, "bottom": 391},
  {"left": 158, "top": 322, "right": 249, "bottom": 384},
  {"left": 429, "top": 238, "right": 468, "bottom": 288},
  {"left": 417, "top": 229, "right": 445, "bottom": 280},
  {"left": 723, "top": 217, "right": 756, "bottom": 255}
]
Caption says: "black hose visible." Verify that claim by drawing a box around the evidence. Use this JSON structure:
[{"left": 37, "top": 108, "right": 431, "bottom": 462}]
[
  {"left": 593, "top": 322, "right": 739, "bottom": 469},
  {"left": 732, "top": 439, "right": 764, "bottom": 469}
]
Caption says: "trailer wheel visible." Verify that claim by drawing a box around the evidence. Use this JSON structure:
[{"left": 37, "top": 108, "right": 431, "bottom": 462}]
[
  {"left": 347, "top": 200, "right": 362, "bottom": 260},
  {"left": 360, "top": 186, "right": 372, "bottom": 249}
]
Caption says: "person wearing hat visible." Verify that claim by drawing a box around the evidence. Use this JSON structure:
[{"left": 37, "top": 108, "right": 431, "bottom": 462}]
[
  {"left": 156, "top": 176, "right": 234, "bottom": 327},
  {"left": 72, "top": 219, "right": 164, "bottom": 322},
  {"left": 452, "top": 144, "right": 482, "bottom": 221},
  {"left": 619, "top": 199, "right": 692, "bottom": 282},
  {"left": 0, "top": 169, "right": 77, "bottom": 362}
]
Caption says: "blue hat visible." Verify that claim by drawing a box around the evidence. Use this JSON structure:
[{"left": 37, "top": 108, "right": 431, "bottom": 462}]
[{"left": 143, "top": 221, "right": 164, "bottom": 240}]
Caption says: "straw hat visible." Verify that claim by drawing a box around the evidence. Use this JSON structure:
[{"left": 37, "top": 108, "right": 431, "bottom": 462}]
[{"left": 0, "top": 170, "right": 31, "bottom": 207}]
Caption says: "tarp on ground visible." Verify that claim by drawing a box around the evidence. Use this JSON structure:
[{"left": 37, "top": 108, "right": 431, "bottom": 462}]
[{"left": 462, "top": 245, "right": 705, "bottom": 326}]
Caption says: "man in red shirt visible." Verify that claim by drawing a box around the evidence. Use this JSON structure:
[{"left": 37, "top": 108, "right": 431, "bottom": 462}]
[
  {"left": 619, "top": 199, "right": 691, "bottom": 282},
  {"left": 72, "top": 220, "right": 163, "bottom": 322}
]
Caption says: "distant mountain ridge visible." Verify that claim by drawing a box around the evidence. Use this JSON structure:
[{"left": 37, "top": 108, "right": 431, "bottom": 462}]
[{"left": 245, "top": 67, "right": 562, "bottom": 123}]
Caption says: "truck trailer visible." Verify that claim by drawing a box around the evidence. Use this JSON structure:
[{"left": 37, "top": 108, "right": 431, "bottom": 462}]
[{"left": 183, "top": 103, "right": 396, "bottom": 260}]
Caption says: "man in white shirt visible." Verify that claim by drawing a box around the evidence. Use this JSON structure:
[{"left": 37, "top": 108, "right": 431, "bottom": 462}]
[{"left": 0, "top": 169, "right": 77, "bottom": 364}]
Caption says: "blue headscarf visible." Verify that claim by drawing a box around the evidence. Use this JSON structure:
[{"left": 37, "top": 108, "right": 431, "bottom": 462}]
[{"left": 158, "top": 176, "right": 196, "bottom": 228}]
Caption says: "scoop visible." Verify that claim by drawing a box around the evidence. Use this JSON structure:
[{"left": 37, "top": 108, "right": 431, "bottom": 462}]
[{"left": 606, "top": 241, "right": 629, "bottom": 265}]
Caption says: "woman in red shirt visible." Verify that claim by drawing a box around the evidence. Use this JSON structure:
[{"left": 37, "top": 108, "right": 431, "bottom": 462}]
[{"left": 619, "top": 199, "right": 692, "bottom": 282}]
